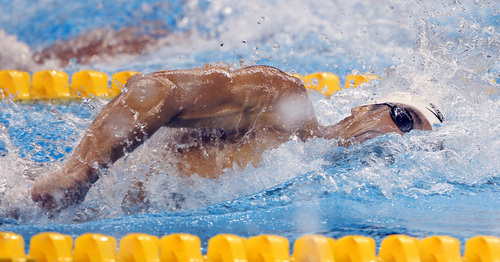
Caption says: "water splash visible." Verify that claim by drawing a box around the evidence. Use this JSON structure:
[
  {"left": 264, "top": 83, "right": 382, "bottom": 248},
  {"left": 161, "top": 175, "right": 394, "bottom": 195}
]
[{"left": 1, "top": 0, "right": 500, "bottom": 246}]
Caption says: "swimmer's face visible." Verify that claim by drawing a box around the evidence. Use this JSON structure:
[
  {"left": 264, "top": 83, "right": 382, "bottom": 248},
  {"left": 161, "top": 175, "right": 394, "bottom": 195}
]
[{"left": 337, "top": 103, "right": 433, "bottom": 145}]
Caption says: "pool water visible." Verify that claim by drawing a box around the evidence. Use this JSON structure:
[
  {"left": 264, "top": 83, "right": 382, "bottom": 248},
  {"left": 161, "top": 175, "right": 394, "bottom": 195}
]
[{"left": 2, "top": 0, "right": 500, "bottom": 251}]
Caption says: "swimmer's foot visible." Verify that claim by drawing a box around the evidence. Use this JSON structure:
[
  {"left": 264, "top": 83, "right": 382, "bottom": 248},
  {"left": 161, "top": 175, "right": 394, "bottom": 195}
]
[{"left": 31, "top": 168, "right": 95, "bottom": 212}]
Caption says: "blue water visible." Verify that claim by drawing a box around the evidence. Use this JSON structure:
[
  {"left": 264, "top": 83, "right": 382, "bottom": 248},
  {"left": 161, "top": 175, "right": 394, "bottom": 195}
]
[{"left": 2, "top": 0, "right": 500, "bottom": 251}]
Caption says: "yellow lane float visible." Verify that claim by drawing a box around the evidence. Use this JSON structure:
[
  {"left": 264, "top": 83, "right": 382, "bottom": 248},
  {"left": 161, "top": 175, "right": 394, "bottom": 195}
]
[
  {"left": 0, "top": 69, "right": 380, "bottom": 101},
  {"left": 2, "top": 232, "right": 500, "bottom": 262}
]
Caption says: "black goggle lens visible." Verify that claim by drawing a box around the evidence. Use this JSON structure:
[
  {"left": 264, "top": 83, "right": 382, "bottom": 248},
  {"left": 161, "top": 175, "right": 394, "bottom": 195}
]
[{"left": 384, "top": 103, "right": 413, "bottom": 133}]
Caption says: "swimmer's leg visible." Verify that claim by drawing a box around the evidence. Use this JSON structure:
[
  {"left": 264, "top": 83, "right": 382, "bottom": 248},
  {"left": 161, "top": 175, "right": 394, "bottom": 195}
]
[{"left": 32, "top": 74, "right": 186, "bottom": 210}]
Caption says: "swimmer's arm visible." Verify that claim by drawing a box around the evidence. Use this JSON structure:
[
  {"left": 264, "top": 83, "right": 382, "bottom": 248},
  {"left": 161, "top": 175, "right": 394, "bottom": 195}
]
[{"left": 31, "top": 73, "right": 191, "bottom": 209}]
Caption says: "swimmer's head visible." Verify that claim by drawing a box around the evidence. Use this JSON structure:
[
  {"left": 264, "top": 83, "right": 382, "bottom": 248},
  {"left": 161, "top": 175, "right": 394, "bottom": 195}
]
[
  {"left": 334, "top": 92, "right": 443, "bottom": 146},
  {"left": 363, "top": 92, "right": 443, "bottom": 126}
]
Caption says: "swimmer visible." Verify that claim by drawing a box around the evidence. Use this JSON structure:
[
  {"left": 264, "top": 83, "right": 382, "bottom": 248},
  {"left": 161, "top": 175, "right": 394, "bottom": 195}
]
[{"left": 31, "top": 65, "right": 443, "bottom": 211}]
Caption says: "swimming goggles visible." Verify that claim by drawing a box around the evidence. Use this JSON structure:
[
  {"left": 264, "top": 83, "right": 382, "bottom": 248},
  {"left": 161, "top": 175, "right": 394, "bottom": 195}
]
[{"left": 383, "top": 103, "right": 413, "bottom": 133}]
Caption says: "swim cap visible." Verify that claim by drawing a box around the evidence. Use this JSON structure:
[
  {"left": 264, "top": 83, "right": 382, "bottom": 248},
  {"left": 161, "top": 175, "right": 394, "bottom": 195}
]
[{"left": 364, "top": 92, "right": 444, "bottom": 126}]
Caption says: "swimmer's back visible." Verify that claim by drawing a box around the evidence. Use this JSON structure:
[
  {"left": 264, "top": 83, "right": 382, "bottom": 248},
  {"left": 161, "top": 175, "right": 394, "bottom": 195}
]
[{"left": 143, "top": 65, "right": 315, "bottom": 131}]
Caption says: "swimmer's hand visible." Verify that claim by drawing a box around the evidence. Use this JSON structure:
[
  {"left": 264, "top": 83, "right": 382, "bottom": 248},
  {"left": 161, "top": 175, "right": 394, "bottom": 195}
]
[{"left": 31, "top": 168, "right": 95, "bottom": 211}]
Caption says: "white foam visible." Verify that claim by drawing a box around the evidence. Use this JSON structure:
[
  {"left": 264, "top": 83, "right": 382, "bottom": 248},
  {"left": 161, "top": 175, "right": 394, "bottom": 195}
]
[{"left": 1, "top": 0, "right": 500, "bottom": 225}]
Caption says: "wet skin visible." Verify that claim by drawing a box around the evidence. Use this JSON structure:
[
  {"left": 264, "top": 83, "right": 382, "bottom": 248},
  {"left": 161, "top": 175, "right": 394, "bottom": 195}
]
[{"left": 31, "top": 65, "right": 432, "bottom": 211}]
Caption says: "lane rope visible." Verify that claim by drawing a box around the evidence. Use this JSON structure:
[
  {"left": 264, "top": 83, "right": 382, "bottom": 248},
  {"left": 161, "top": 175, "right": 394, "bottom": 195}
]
[
  {"left": 2, "top": 232, "right": 498, "bottom": 262},
  {"left": 0, "top": 69, "right": 380, "bottom": 100}
]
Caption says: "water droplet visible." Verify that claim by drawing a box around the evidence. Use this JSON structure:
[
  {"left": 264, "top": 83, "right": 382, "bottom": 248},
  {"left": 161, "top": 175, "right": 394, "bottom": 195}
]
[
  {"left": 322, "top": 34, "right": 332, "bottom": 44},
  {"left": 223, "top": 7, "right": 232, "bottom": 15},
  {"left": 257, "top": 16, "right": 265, "bottom": 24},
  {"left": 485, "top": 26, "right": 495, "bottom": 34},
  {"left": 241, "top": 39, "right": 247, "bottom": 44}
]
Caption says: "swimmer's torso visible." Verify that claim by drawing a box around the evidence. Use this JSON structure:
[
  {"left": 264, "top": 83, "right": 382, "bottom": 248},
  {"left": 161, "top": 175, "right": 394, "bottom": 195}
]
[
  {"left": 162, "top": 127, "right": 287, "bottom": 178},
  {"left": 140, "top": 65, "right": 320, "bottom": 177}
]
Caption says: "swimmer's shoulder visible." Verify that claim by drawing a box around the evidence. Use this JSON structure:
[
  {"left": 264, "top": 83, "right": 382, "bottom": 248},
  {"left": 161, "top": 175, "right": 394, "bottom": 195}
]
[
  {"left": 235, "top": 65, "right": 297, "bottom": 79},
  {"left": 147, "top": 64, "right": 298, "bottom": 80},
  {"left": 141, "top": 64, "right": 304, "bottom": 93},
  {"left": 234, "top": 65, "right": 304, "bottom": 90},
  {"left": 148, "top": 63, "right": 232, "bottom": 78}
]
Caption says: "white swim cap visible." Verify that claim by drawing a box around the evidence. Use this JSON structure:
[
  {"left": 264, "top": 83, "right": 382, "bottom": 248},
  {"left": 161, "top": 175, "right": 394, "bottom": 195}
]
[{"left": 364, "top": 92, "right": 444, "bottom": 126}]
